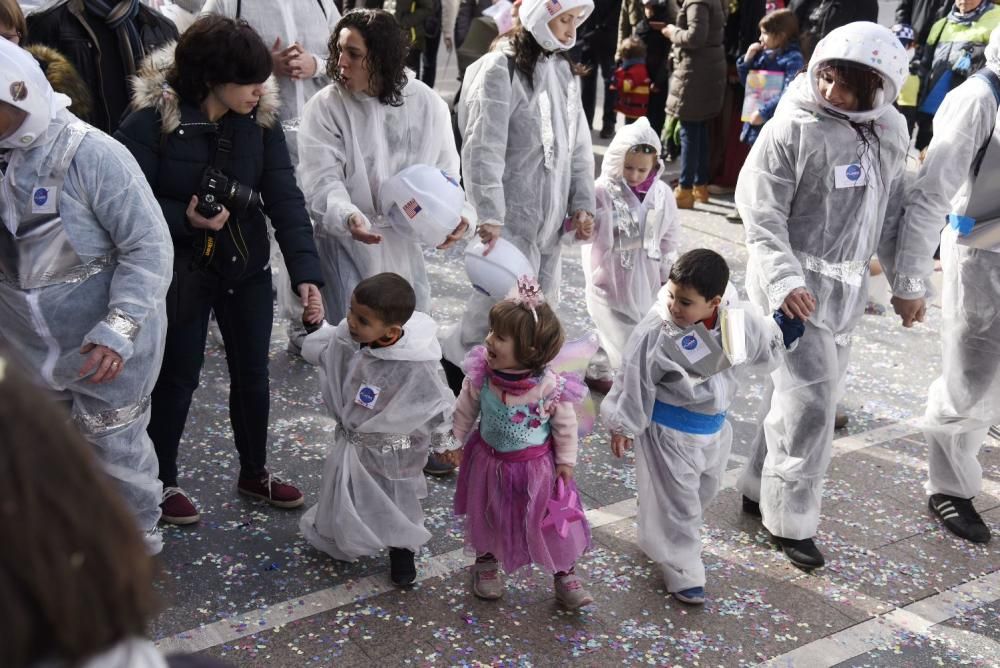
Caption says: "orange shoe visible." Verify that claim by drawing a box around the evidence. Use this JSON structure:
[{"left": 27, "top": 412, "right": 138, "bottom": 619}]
[
  {"left": 674, "top": 186, "right": 694, "bottom": 209},
  {"left": 692, "top": 185, "right": 710, "bottom": 203}
]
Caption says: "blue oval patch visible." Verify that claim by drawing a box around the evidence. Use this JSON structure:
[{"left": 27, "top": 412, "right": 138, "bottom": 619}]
[
  {"left": 359, "top": 387, "right": 376, "bottom": 404},
  {"left": 681, "top": 335, "right": 698, "bottom": 351},
  {"left": 33, "top": 188, "right": 48, "bottom": 206},
  {"left": 846, "top": 164, "right": 861, "bottom": 181}
]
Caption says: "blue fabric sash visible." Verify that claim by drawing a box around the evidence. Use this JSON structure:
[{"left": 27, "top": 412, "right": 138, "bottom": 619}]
[{"left": 651, "top": 401, "right": 726, "bottom": 435}]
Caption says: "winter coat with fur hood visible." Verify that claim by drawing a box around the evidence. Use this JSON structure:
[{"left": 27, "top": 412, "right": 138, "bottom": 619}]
[{"left": 113, "top": 45, "right": 323, "bottom": 290}]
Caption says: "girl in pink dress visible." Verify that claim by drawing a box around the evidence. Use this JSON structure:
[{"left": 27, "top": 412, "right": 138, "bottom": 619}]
[{"left": 439, "top": 277, "right": 593, "bottom": 609}]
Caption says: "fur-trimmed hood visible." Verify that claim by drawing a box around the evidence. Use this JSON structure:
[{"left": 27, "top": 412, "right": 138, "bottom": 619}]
[
  {"left": 129, "top": 43, "right": 281, "bottom": 134},
  {"left": 26, "top": 44, "right": 93, "bottom": 120}
]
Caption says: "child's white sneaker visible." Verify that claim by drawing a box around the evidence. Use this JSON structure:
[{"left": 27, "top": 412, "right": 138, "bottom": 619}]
[
  {"left": 554, "top": 573, "right": 594, "bottom": 610},
  {"left": 471, "top": 560, "right": 504, "bottom": 600}
]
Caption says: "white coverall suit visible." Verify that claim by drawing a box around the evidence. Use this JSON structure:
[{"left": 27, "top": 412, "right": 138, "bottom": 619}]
[
  {"left": 735, "top": 23, "right": 924, "bottom": 540},
  {"left": 440, "top": 24, "right": 596, "bottom": 366},
  {"left": 903, "top": 29, "right": 1000, "bottom": 500},
  {"left": 297, "top": 76, "right": 461, "bottom": 325},
  {"left": 0, "top": 42, "right": 173, "bottom": 552},
  {"left": 583, "top": 117, "right": 680, "bottom": 380},
  {"left": 601, "top": 285, "right": 788, "bottom": 591}
]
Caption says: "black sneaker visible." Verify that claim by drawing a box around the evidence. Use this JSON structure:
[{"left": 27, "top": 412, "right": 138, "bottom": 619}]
[
  {"left": 741, "top": 495, "right": 762, "bottom": 518},
  {"left": 599, "top": 127, "right": 614, "bottom": 139},
  {"left": 423, "top": 452, "right": 456, "bottom": 477},
  {"left": 834, "top": 411, "right": 849, "bottom": 430},
  {"left": 928, "top": 494, "right": 991, "bottom": 544},
  {"left": 389, "top": 547, "right": 417, "bottom": 586},
  {"left": 774, "top": 536, "right": 825, "bottom": 570}
]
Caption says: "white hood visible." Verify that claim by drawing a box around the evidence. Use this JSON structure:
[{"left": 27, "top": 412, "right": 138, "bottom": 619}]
[
  {"left": 335, "top": 311, "right": 442, "bottom": 362},
  {"left": 599, "top": 116, "right": 662, "bottom": 182},
  {"left": 520, "top": 0, "right": 594, "bottom": 52},
  {"left": 805, "top": 21, "right": 909, "bottom": 124}
]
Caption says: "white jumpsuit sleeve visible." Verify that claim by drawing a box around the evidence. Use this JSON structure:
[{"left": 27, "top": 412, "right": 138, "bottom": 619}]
[
  {"left": 77, "top": 138, "right": 173, "bottom": 361},
  {"left": 567, "top": 99, "right": 596, "bottom": 217},
  {"left": 460, "top": 55, "right": 514, "bottom": 228},
  {"left": 898, "top": 81, "right": 997, "bottom": 296},
  {"left": 736, "top": 121, "right": 808, "bottom": 311},
  {"left": 601, "top": 315, "right": 684, "bottom": 439},
  {"left": 657, "top": 186, "right": 682, "bottom": 283},
  {"left": 297, "top": 92, "right": 364, "bottom": 236}
]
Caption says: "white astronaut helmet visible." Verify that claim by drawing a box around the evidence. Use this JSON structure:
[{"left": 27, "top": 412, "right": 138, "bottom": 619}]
[
  {"left": 380, "top": 164, "right": 467, "bottom": 248},
  {"left": 0, "top": 38, "right": 70, "bottom": 150},
  {"left": 519, "top": 0, "right": 594, "bottom": 52},
  {"left": 464, "top": 237, "right": 536, "bottom": 299},
  {"left": 807, "top": 21, "right": 909, "bottom": 124}
]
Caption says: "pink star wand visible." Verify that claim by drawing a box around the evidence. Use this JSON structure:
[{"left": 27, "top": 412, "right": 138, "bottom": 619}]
[{"left": 541, "top": 478, "right": 586, "bottom": 539}]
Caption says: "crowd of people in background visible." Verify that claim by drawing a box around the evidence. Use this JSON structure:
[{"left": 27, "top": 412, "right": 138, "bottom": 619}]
[{"left": 2, "top": 0, "right": 1000, "bottom": 666}]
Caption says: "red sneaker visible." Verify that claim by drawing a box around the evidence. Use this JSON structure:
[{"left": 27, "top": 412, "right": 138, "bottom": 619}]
[
  {"left": 237, "top": 471, "right": 304, "bottom": 508},
  {"left": 160, "top": 487, "right": 200, "bottom": 525}
]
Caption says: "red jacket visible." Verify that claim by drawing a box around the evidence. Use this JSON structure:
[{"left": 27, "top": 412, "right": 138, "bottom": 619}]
[{"left": 612, "top": 60, "right": 651, "bottom": 119}]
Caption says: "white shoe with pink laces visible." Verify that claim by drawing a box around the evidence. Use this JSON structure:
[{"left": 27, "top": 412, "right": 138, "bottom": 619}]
[{"left": 554, "top": 572, "right": 594, "bottom": 610}]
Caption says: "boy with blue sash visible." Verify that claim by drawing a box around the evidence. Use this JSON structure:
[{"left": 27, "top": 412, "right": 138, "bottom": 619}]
[{"left": 601, "top": 249, "right": 802, "bottom": 605}]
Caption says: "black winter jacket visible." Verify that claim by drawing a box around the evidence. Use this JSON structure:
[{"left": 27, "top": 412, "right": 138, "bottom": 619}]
[
  {"left": 113, "top": 48, "right": 322, "bottom": 291},
  {"left": 26, "top": 0, "right": 177, "bottom": 134},
  {"left": 895, "top": 0, "right": 951, "bottom": 47}
]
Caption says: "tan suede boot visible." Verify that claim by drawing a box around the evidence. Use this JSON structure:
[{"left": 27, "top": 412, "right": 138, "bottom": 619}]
[
  {"left": 692, "top": 185, "right": 710, "bottom": 203},
  {"left": 674, "top": 186, "right": 695, "bottom": 209}
]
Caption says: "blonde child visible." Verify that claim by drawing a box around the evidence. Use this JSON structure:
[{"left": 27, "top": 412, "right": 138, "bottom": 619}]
[
  {"left": 298, "top": 273, "right": 455, "bottom": 586},
  {"left": 602, "top": 249, "right": 801, "bottom": 605},
  {"left": 439, "top": 277, "right": 593, "bottom": 609},
  {"left": 582, "top": 117, "right": 681, "bottom": 394}
]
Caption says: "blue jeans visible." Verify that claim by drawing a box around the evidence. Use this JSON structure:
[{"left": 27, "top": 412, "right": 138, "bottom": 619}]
[
  {"left": 680, "top": 120, "right": 709, "bottom": 188},
  {"left": 148, "top": 266, "right": 274, "bottom": 487}
]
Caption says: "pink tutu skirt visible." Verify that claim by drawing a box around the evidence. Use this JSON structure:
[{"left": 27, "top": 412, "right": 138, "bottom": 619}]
[{"left": 454, "top": 431, "right": 591, "bottom": 574}]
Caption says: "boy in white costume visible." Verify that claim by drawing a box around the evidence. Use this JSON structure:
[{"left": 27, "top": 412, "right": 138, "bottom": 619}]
[
  {"left": 602, "top": 249, "right": 802, "bottom": 605},
  {"left": 583, "top": 116, "right": 681, "bottom": 392},
  {"left": 900, "top": 26, "right": 1000, "bottom": 545},
  {"left": 299, "top": 273, "right": 456, "bottom": 585}
]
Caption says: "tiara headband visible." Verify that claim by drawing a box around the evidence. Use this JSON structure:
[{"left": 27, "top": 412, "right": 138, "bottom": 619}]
[{"left": 505, "top": 275, "right": 544, "bottom": 323}]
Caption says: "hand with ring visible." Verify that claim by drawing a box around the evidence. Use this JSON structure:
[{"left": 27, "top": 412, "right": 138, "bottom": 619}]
[{"left": 78, "top": 343, "right": 124, "bottom": 384}]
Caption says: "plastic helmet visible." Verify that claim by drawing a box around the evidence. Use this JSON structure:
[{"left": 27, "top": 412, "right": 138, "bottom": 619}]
[
  {"left": 380, "top": 164, "right": 466, "bottom": 248},
  {"left": 0, "top": 38, "right": 70, "bottom": 150},
  {"left": 464, "top": 238, "right": 535, "bottom": 298},
  {"left": 807, "top": 22, "right": 909, "bottom": 124},
  {"left": 519, "top": 0, "right": 594, "bottom": 52}
]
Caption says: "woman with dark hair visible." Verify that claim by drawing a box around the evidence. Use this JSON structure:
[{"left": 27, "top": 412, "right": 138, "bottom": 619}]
[
  {"left": 115, "top": 15, "right": 325, "bottom": 526},
  {"left": 439, "top": 0, "right": 597, "bottom": 387},
  {"left": 297, "top": 9, "right": 468, "bottom": 328},
  {"left": 734, "top": 23, "right": 927, "bottom": 570}
]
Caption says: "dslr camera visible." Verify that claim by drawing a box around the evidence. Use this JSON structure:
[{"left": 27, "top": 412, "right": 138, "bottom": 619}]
[{"left": 195, "top": 167, "right": 263, "bottom": 218}]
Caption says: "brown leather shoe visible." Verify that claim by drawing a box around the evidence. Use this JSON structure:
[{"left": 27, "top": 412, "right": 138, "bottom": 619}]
[
  {"left": 674, "top": 186, "right": 695, "bottom": 209},
  {"left": 692, "top": 185, "right": 710, "bottom": 203}
]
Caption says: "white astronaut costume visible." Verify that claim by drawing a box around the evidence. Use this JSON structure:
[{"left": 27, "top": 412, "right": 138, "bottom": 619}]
[
  {"left": 601, "top": 284, "right": 787, "bottom": 592},
  {"left": 0, "top": 42, "right": 173, "bottom": 552},
  {"left": 903, "top": 28, "right": 1000, "bottom": 505},
  {"left": 440, "top": 0, "right": 596, "bottom": 367},
  {"left": 583, "top": 117, "right": 681, "bottom": 380},
  {"left": 298, "top": 313, "right": 455, "bottom": 560},
  {"left": 734, "top": 23, "right": 920, "bottom": 541},
  {"left": 297, "top": 76, "right": 460, "bottom": 324}
]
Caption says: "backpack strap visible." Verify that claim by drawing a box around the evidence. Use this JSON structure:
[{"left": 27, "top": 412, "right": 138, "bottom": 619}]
[{"left": 971, "top": 69, "right": 1000, "bottom": 176}]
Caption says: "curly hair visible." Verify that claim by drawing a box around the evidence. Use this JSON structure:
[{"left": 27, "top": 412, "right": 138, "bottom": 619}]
[
  {"left": 325, "top": 10, "right": 408, "bottom": 107},
  {"left": 0, "top": 355, "right": 159, "bottom": 668},
  {"left": 167, "top": 15, "right": 272, "bottom": 104},
  {"left": 510, "top": 25, "right": 579, "bottom": 89}
]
